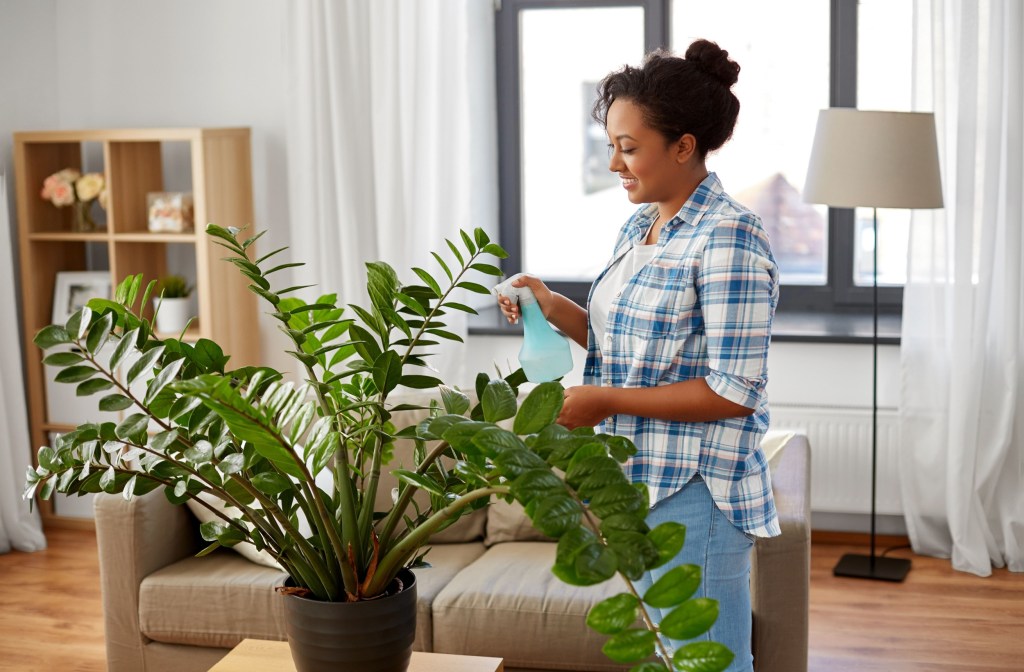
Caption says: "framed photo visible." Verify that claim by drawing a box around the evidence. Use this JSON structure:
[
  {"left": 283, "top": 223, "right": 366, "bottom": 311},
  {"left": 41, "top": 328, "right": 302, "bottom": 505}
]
[{"left": 52, "top": 271, "right": 111, "bottom": 325}]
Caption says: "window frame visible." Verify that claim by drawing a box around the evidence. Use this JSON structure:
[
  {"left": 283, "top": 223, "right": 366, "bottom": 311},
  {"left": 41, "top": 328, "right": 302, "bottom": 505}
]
[{"left": 495, "top": 0, "right": 903, "bottom": 315}]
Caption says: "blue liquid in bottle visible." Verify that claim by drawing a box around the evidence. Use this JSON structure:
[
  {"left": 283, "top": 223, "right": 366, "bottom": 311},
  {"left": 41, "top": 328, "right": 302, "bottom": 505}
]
[
  {"left": 518, "top": 301, "right": 573, "bottom": 382},
  {"left": 493, "top": 275, "right": 573, "bottom": 382}
]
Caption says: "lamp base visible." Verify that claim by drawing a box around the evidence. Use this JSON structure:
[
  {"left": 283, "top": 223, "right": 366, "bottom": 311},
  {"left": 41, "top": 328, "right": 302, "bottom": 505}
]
[{"left": 833, "top": 553, "right": 912, "bottom": 582}]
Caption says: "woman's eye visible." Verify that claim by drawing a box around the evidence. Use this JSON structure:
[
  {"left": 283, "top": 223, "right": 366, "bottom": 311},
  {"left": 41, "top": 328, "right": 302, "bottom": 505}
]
[{"left": 622, "top": 148, "right": 636, "bottom": 155}]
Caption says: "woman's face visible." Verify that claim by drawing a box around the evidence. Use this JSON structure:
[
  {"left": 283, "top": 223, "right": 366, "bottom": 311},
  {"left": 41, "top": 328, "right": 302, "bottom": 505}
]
[{"left": 605, "top": 98, "right": 688, "bottom": 205}]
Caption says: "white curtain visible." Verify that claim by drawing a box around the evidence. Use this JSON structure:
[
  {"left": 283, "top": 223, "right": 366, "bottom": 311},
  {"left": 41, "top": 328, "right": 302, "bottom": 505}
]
[
  {"left": 900, "top": 0, "right": 1023, "bottom": 576},
  {"left": 0, "top": 175, "right": 46, "bottom": 554},
  {"left": 285, "top": 0, "right": 499, "bottom": 388}
]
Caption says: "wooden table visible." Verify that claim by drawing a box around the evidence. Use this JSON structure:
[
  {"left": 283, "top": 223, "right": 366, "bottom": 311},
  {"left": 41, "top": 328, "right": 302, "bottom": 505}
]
[{"left": 209, "top": 638, "right": 504, "bottom": 672}]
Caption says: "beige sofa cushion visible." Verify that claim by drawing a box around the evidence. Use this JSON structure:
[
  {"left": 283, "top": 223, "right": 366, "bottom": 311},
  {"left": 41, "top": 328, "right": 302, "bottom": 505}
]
[
  {"left": 484, "top": 499, "right": 551, "bottom": 546},
  {"left": 410, "top": 542, "right": 487, "bottom": 651},
  {"left": 138, "top": 542, "right": 486, "bottom": 653},
  {"left": 139, "top": 551, "right": 288, "bottom": 648},
  {"left": 432, "top": 542, "right": 629, "bottom": 671}
]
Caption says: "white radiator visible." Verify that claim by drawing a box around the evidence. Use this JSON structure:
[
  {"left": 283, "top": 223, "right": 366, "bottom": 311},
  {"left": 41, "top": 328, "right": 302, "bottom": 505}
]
[{"left": 770, "top": 406, "right": 903, "bottom": 516}]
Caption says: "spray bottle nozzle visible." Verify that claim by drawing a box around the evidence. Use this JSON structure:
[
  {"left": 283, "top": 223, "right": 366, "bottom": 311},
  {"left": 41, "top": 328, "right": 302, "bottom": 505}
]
[{"left": 491, "top": 273, "right": 538, "bottom": 306}]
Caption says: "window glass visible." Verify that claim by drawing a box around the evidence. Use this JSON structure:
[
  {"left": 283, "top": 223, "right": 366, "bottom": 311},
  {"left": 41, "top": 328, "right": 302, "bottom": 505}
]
[
  {"left": 672, "top": 0, "right": 830, "bottom": 285},
  {"left": 855, "top": 0, "right": 914, "bottom": 286},
  {"left": 520, "top": 7, "right": 645, "bottom": 280}
]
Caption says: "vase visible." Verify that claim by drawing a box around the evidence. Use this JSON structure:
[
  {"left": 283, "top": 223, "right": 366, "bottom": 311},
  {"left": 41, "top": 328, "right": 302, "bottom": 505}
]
[
  {"left": 281, "top": 569, "right": 417, "bottom": 672},
  {"left": 72, "top": 200, "right": 97, "bottom": 233},
  {"left": 154, "top": 297, "right": 193, "bottom": 334}
]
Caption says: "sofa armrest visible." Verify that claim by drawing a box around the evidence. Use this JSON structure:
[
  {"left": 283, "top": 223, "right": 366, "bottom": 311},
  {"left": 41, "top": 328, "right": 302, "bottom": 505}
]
[
  {"left": 94, "top": 490, "right": 200, "bottom": 671},
  {"left": 751, "top": 433, "right": 811, "bottom": 672}
]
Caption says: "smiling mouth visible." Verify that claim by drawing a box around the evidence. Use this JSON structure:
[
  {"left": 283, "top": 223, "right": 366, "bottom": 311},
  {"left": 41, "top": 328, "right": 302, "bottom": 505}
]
[{"left": 621, "top": 177, "right": 638, "bottom": 188}]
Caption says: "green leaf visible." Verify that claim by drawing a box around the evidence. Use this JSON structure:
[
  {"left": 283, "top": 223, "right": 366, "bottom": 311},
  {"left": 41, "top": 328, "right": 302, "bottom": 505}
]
[
  {"left": 473, "top": 227, "right": 490, "bottom": 247},
  {"left": 395, "top": 291, "right": 428, "bottom": 317},
  {"left": 205, "top": 223, "right": 243, "bottom": 251},
  {"left": 444, "top": 302, "right": 479, "bottom": 315},
  {"left": 481, "top": 379, "right": 517, "bottom": 423},
  {"left": 460, "top": 229, "right": 477, "bottom": 254},
  {"left": 574, "top": 540, "right": 619, "bottom": 582},
  {"left": 672, "top": 642, "right": 734, "bottom": 672},
  {"left": 150, "top": 429, "right": 182, "bottom": 453},
  {"left": 510, "top": 468, "right": 564, "bottom": 503},
  {"left": 412, "top": 267, "right": 442, "bottom": 297},
  {"left": 659, "top": 598, "right": 719, "bottom": 641},
  {"left": 648, "top": 521, "right": 687, "bottom": 568},
  {"left": 587, "top": 482, "right": 645, "bottom": 518},
  {"left": 629, "top": 663, "right": 669, "bottom": 672},
  {"left": 99, "top": 394, "right": 134, "bottom": 412},
  {"left": 85, "top": 311, "right": 115, "bottom": 353},
  {"left": 218, "top": 453, "right": 246, "bottom": 475},
  {"left": 586, "top": 593, "right": 640, "bottom": 635},
  {"left": 471, "top": 426, "right": 524, "bottom": 457},
  {"left": 643, "top": 564, "right": 701, "bottom": 608},
  {"left": 513, "top": 381, "right": 565, "bottom": 434},
  {"left": 193, "top": 339, "right": 229, "bottom": 372},
  {"left": 76, "top": 378, "right": 114, "bottom": 397},
  {"left": 99, "top": 466, "right": 117, "bottom": 493},
  {"left": 127, "top": 346, "right": 166, "bottom": 386},
  {"left": 456, "top": 281, "right": 491, "bottom": 295},
  {"left": 252, "top": 472, "right": 293, "bottom": 495},
  {"left": 372, "top": 350, "right": 404, "bottom": 396},
  {"left": 393, "top": 469, "right": 445, "bottom": 497},
  {"left": 115, "top": 414, "right": 150, "bottom": 443},
  {"left": 482, "top": 243, "right": 508, "bottom": 259},
  {"left": 54, "top": 366, "right": 97, "bottom": 384},
  {"left": 184, "top": 440, "right": 214, "bottom": 464},
  {"left": 530, "top": 494, "right": 582, "bottom": 537},
  {"left": 446, "top": 238, "right": 465, "bottom": 265},
  {"left": 144, "top": 357, "right": 185, "bottom": 405},
  {"left": 425, "top": 328, "right": 463, "bottom": 343},
  {"left": 439, "top": 385, "right": 470, "bottom": 415},
  {"left": 109, "top": 327, "right": 140, "bottom": 371},
  {"left": 601, "top": 628, "right": 656, "bottom": 664},
  {"left": 399, "top": 374, "right": 443, "bottom": 389},
  {"left": 348, "top": 324, "right": 382, "bottom": 362},
  {"left": 43, "top": 351, "right": 84, "bottom": 367},
  {"left": 430, "top": 252, "right": 453, "bottom": 281},
  {"left": 470, "top": 262, "right": 502, "bottom": 276}
]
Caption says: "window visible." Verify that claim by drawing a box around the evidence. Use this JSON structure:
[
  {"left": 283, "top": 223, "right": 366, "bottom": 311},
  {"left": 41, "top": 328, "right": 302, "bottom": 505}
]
[{"left": 495, "top": 0, "right": 914, "bottom": 313}]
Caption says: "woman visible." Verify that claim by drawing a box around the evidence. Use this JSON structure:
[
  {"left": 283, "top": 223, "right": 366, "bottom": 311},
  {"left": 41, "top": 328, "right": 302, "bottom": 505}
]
[{"left": 497, "top": 41, "right": 778, "bottom": 672}]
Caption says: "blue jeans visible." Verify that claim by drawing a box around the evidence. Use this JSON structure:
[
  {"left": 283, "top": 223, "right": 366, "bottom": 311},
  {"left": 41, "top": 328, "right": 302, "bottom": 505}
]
[{"left": 633, "top": 475, "right": 754, "bottom": 672}]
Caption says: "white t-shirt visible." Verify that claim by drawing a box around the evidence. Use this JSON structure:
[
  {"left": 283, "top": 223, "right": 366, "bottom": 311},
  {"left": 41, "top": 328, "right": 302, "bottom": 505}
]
[{"left": 590, "top": 233, "right": 658, "bottom": 351}]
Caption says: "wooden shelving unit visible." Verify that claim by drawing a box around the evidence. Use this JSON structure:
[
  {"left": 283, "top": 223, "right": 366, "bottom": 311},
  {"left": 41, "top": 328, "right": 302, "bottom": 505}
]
[{"left": 13, "top": 128, "right": 262, "bottom": 529}]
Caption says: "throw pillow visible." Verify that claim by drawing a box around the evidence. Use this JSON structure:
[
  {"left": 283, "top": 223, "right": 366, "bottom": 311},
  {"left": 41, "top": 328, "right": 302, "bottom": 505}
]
[{"left": 185, "top": 494, "right": 283, "bottom": 570}]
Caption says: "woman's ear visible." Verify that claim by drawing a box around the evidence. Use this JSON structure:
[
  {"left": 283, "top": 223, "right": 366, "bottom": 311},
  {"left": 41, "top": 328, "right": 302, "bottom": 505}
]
[{"left": 675, "top": 133, "right": 698, "bottom": 163}]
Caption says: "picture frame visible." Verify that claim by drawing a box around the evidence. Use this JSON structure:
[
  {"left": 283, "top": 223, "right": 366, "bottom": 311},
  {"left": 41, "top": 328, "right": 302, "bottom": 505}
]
[{"left": 52, "top": 271, "right": 111, "bottom": 325}]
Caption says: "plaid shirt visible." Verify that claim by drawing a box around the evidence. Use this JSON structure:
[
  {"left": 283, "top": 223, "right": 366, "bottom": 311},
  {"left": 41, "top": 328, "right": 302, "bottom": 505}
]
[{"left": 584, "top": 173, "right": 780, "bottom": 537}]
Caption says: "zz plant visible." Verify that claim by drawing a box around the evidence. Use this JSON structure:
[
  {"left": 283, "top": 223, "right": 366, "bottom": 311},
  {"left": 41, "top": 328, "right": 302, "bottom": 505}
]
[{"left": 25, "top": 224, "right": 733, "bottom": 672}]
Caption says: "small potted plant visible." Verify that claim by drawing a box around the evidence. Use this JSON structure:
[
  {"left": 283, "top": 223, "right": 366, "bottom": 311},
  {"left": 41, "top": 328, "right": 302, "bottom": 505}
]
[
  {"left": 153, "top": 274, "right": 194, "bottom": 334},
  {"left": 26, "top": 225, "right": 732, "bottom": 672}
]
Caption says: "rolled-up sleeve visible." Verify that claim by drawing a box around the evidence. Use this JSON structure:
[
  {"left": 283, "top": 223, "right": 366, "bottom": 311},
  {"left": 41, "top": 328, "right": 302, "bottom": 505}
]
[{"left": 696, "top": 215, "right": 778, "bottom": 409}]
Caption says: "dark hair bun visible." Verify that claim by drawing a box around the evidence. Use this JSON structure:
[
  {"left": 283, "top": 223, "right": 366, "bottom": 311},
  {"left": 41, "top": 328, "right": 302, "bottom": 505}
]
[{"left": 685, "top": 39, "right": 739, "bottom": 88}]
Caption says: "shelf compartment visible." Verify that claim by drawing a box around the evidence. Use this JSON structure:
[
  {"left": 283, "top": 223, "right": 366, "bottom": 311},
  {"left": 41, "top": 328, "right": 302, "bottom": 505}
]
[{"left": 114, "top": 232, "right": 197, "bottom": 243}]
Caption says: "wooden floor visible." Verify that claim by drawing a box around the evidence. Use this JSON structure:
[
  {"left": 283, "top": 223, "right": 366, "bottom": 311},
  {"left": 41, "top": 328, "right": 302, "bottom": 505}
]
[{"left": 1, "top": 529, "right": 1021, "bottom": 671}]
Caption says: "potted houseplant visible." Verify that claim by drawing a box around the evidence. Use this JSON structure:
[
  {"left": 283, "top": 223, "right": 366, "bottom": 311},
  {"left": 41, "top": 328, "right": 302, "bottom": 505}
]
[
  {"left": 25, "top": 224, "right": 733, "bottom": 672},
  {"left": 153, "top": 273, "right": 194, "bottom": 334}
]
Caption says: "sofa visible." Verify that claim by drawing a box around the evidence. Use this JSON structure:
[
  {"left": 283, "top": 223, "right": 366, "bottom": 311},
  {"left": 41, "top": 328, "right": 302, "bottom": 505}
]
[{"left": 92, "top": 415, "right": 810, "bottom": 672}]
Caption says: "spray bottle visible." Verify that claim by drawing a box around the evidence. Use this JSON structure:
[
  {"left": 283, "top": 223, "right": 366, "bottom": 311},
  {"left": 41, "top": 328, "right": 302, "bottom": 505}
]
[{"left": 492, "top": 274, "right": 573, "bottom": 382}]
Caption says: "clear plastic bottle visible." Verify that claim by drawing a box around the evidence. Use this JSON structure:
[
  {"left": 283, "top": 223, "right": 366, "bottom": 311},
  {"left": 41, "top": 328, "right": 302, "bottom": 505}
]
[{"left": 492, "top": 275, "right": 573, "bottom": 382}]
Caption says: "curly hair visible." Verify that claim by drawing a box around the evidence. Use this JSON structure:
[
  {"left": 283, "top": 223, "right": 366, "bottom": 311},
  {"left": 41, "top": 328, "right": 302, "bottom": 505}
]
[{"left": 592, "top": 40, "right": 741, "bottom": 159}]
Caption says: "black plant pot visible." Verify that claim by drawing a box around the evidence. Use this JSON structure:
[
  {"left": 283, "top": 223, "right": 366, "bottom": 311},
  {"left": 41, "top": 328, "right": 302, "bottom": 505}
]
[{"left": 282, "top": 569, "right": 417, "bottom": 672}]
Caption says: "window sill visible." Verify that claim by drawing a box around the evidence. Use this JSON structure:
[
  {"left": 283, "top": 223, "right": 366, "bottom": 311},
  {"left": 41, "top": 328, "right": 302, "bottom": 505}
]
[{"left": 467, "top": 306, "right": 901, "bottom": 345}]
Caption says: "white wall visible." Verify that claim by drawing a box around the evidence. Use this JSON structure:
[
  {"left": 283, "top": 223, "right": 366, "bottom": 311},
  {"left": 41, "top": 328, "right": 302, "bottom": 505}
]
[
  {"left": 0, "top": 0, "right": 292, "bottom": 369},
  {"left": 0, "top": 0, "right": 900, "bottom": 532}
]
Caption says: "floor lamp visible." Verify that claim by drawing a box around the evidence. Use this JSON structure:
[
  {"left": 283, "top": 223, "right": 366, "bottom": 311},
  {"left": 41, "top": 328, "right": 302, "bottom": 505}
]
[{"left": 803, "top": 109, "right": 944, "bottom": 582}]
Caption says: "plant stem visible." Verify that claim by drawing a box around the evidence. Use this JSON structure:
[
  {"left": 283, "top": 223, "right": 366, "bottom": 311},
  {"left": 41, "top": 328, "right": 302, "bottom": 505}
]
[
  {"left": 376, "top": 441, "right": 451, "bottom": 550},
  {"left": 366, "top": 485, "right": 509, "bottom": 596}
]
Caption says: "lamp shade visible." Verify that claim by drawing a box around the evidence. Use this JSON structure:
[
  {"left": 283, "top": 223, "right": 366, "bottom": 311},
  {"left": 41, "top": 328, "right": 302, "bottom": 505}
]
[{"left": 803, "top": 109, "right": 944, "bottom": 209}]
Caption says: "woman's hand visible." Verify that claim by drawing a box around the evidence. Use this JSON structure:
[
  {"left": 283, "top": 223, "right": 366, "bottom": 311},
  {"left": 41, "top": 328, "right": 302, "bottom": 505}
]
[
  {"left": 557, "top": 385, "right": 614, "bottom": 430},
  {"left": 496, "top": 274, "right": 555, "bottom": 325}
]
